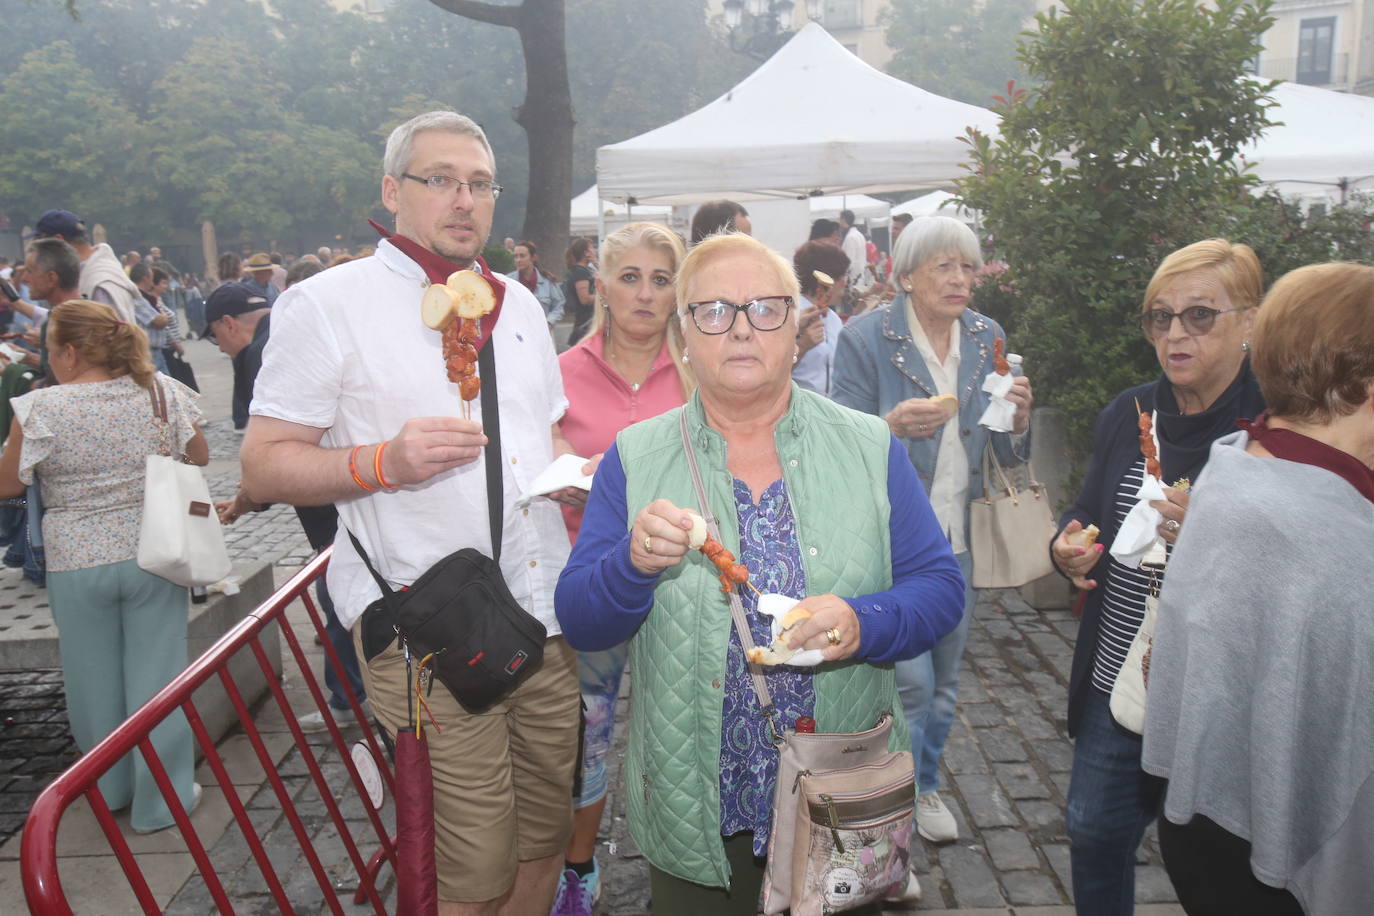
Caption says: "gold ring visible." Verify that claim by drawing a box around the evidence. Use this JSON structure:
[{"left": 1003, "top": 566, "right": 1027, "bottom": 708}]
[
  {"left": 643, "top": 534, "right": 654, "bottom": 554},
  {"left": 826, "top": 627, "right": 841, "bottom": 646}
]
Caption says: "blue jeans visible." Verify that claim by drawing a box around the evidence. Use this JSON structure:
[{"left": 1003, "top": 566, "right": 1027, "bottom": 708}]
[
  {"left": 317, "top": 577, "right": 365, "bottom": 710},
  {"left": 895, "top": 550, "right": 973, "bottom": 793},
  {"left": 1066, "top": 687, "right": 1165, "bottom": 915}
]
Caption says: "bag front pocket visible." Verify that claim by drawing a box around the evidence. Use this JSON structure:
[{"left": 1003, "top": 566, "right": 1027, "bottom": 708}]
[{"left": 790, "top": 753, "right": 915, "bottom": 915}]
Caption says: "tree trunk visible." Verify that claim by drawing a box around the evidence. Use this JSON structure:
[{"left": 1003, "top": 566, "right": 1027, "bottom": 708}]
[{"left": 426, "top": 0, "right": 574, "bottom": 276}]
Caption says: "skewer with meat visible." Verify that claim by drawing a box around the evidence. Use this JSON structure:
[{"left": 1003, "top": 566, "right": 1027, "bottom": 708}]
[
  {"left": 683, "top": 510, "right": 757, "bottom": 595},
  {"left": 1135, "top": 401, "right": 1162, "bottom": 479},
  {"left": 422, "top": 270, "right": 496, "bottom": 419},
  {"left": 993, "top": 337, "right": 1010, "bottom": 375}
]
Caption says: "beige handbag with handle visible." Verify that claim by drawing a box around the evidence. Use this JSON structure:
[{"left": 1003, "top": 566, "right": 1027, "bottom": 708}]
[{"left": 969, "top": 445, "right": 1057, "bottom": 589}]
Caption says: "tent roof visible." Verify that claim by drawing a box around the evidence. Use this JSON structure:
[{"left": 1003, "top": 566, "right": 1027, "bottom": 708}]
[
  {"left": 1247, "top": 81, "right": 1374, "bottom": 193},
  {"left": 596, "top": 22, "right": 997, "bottom": 206}
]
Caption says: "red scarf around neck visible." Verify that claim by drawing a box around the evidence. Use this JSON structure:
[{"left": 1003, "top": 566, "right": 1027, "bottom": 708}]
[
  {"left": 1238, "top": 413, "right": 1374, "bottom": 504},
  {"left": 367, "top": 218, "right": 505, "bottom": 351}
]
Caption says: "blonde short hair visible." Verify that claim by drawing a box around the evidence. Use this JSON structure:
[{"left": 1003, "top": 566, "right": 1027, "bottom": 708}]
[
  {"left": 675, "top": 232, "right": 800, "bottom": 324},
  {"left": 1141, "top": 238, "right": 1263, "bottom": 317},
  {"left": 1252, "top": 262, "right": 1374, "bottom": 424}
]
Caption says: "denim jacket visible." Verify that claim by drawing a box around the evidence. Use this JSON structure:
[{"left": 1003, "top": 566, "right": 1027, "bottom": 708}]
[
  {"left": 506, "top": 269, "right": 565, "bottom": 324},
  {"left": 832, "top": 296, "right": 1031, "bottom": 528}
]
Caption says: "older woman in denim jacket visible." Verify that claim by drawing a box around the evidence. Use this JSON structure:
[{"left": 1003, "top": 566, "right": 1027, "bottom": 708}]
[{"left": 832, "top": 216, "right": 1033, "bottom": 844}]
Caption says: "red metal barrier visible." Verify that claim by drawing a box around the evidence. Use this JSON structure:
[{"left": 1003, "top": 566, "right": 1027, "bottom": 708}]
[{"left": 20, "top": 548, "right": 401, "bottom": 914}]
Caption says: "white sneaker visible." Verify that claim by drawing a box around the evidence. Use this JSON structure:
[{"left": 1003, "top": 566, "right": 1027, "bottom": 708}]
[
  {"left": 915, "top": 790, "right": 958, "bottom": 843},
  {"left": 297, "top": 710, "right": 330, "bottom": 733}
]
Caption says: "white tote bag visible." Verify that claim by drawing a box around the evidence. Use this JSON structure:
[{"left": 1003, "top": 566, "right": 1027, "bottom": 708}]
[
  {"left": 1109, "top": 565, "right": 1162, "bottom": 734},
  {"left": 136, "top": 381, "right": 231, "bottom": 587}
]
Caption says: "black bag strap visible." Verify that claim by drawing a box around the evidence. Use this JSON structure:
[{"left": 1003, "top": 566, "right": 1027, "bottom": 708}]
[{"left": 348, "top": 329, "right": 504, "bottom": 595}]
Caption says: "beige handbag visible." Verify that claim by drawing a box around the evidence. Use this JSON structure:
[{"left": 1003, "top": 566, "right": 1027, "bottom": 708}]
[
  {"left": 1110, "top": 564, "right": 1163, "bottom": 734},
  {"left": 969, "top": 445, "right": 1057, "bottom": 589}
]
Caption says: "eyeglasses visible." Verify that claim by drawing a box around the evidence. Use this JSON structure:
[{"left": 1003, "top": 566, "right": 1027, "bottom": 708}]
[
  {"left": 1141, "top": 305, "right": 1249, "bottom": 339},
  {"left": 401, "top": 173, "right": 503, "bottom": 200},
  {"left": 686, "top": 296, "right": 794, "bottom": 335}
]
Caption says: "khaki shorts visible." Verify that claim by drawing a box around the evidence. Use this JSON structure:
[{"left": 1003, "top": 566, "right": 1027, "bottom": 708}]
[{"left": 357, "top": 630, "right": 580, "bottom": 902}]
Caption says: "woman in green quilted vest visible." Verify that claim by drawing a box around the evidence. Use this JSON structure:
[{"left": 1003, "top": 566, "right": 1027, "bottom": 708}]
[{"left": 555, "top": 233, "right": 966, "bottom": 912}]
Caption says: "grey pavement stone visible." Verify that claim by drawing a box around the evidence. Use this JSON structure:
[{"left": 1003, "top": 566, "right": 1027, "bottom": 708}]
[
  {"left": 1136, "top": 864, "right": 1178, "bottom": 903},
  {"left": 1042, "top": 843, "right": 1074, "bottom": 901},
  {"left": 952, "top": 774, "right": 1018, "bottom": 829},
  {"left": 1029, "top": 738, "right": 1074, "bottom": 774},
  {"left": 940, "top": 735, "right": 990, "bottom": 776},
  {"left": 981, "top": 829, "right": 1038, "bottom": 872},
  {"left": 1015, "top": 800, "right": 1067, "bottom": 840},
  {"left": 937, "top": 844, "right": 1006, "bottom": 909},
  {"left": 1002, "top": 870, "right": 1063, "bottom": 907},
  {"left": 961, "top": 703, "right": 1005, "bottom": 729},
  {"left": 977, "top": 727, "right": 1029, "bottom": 763},
  {"left": 992, "top": 762, "right": 1052, "bottom": 800}
]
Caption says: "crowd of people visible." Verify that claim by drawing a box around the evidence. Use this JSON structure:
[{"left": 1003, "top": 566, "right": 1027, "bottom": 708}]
[{"left": 5, "top": 106, "right": 1371, "bottom": 916}]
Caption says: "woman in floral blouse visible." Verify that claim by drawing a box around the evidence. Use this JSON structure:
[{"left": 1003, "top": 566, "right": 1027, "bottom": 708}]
[{"left": 0, "top": 299, "right": 208, "bottom": 834}]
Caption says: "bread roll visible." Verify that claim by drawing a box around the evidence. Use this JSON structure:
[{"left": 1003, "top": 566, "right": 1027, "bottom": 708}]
[{"left": 1065, "top": 524, "right": 1100, "bottom": 549}]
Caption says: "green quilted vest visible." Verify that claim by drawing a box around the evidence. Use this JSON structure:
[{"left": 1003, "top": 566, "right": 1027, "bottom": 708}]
[{"left": 617, "top": 385, "right": 911, "bottom": 888}]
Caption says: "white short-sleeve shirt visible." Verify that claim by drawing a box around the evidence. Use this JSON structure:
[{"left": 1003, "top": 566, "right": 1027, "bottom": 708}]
[{"left": 250, "top": 240, "right": 570, "bottom": 632}]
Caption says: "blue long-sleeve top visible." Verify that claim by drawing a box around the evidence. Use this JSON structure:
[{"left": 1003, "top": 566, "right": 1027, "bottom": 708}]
[{"left": 555, "top": 436, "right": 965, "bottom": 663}]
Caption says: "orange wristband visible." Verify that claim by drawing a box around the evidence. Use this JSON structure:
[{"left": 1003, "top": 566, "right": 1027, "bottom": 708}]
[
  {"left": 373, "top": 441, "right": 395, "bottom": 491},
  {"left": 349, "top": 445, "right": 377, "bottom": 492}
]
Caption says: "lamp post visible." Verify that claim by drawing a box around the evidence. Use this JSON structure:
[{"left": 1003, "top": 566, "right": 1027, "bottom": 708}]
[{"left": 722, "top": 0, "right": 823, "bottom": 61}]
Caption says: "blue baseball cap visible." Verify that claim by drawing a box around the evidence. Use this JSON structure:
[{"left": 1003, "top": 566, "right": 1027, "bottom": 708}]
[{"left": 27, "top": 209, "right": 86, "bottom": 240}]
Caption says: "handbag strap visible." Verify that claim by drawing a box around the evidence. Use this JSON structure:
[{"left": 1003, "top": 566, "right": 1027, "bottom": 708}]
[
  {"left": 147, "top": 378, "right": 173, "bottom": 458},
  {"left": 677, "top": 410, "right": 778, "bottom": 723},
  {"left": 981, "top": 440, "right": 1041, "bottom": 501},
  {"left": 348, "top": 332, "right": 505, "bottom": 599}
]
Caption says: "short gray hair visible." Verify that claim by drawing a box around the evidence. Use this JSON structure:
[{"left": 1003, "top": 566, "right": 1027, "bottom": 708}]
[
  {"left": 382, "top": 110, "right": 495, "bottom": 178},
  {"left": 891, "top": 216, "right": 983, "bottom": 279}
]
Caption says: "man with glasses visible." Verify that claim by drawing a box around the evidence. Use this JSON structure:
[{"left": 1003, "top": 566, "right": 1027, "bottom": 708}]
[{"left": 241, "top": 110, "right": 582, "bottom": 915}]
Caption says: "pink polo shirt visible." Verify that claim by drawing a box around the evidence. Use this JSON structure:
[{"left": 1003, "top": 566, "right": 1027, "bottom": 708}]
[{"left": 558, "top": 332, "right": 687, "bottom": 542}]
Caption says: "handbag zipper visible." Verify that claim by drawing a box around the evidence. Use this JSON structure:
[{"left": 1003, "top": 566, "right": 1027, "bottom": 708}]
[
  {"left": 805, "top": 777, "right": 915, "bottom": 828},
  {"left": 820, "top": 793, "right": 845, "bottom": 852}
]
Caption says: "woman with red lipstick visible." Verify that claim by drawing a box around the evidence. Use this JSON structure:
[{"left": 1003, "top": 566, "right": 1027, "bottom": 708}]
[
  {"left": 832, "top": 216, "right": 1034, "bottom": 847},
  {"left": 550, "top": 221, "right": 693, "bottom": 915},
  {"left": 1051, "top": 238, "right": 1266, "bottom": 915}
]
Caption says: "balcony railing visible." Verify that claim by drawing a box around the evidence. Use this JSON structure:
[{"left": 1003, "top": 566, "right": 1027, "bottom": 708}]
[{"left": 1255, "top": 53, "right": 1349, "bottom": 86}]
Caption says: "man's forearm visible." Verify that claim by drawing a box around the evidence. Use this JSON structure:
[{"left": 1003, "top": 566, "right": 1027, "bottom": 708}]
[{"left": 241, "top": 437, "right": 371, "bottom": 506}]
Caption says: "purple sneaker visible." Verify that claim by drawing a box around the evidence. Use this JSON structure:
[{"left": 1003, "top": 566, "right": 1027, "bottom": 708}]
[{"left": 549, "top": 860, "right": 600, "bottom": 916}]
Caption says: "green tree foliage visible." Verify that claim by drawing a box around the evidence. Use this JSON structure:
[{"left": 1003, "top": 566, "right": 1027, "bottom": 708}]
[
  {"left": 882, "top": 0, "right": 1033, "bottom": 106},
  {"left": 955, "top": 0, "right": 1279, "bottom": 455}
]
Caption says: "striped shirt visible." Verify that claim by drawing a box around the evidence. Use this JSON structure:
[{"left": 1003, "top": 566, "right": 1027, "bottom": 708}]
[{"left": 1091, "top": 458, "right": 1169, "bottom": 695}]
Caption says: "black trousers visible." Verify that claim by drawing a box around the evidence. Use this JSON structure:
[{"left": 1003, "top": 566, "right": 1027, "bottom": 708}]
[{"left": 1158, "top": 813, "right": 1304, "bottom": 915}]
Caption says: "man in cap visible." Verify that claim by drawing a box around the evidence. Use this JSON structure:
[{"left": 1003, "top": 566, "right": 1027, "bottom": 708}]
[
  {"left": 29, "top": 209, "right": 140, "bottom": 323},
  {"left": 204, "top": 282, "right": 270, "bottom": 430},
  {"left": 240, "top": 252, "right": 281, "bottom": 305},
  {"left": 241, "top": 109, "right": 582, "bottom": 914}
]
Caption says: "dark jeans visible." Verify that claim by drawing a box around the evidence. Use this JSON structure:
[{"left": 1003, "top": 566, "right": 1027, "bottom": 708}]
[
  {"left": 1066, "top": 687, "right": 1165, "bottom": 915},
  {"left": 317, "top": 577, "right": 365, "bottom": 710},
  {"left": 1158, "top": 813, "right": 1303, "bottom": 916}
]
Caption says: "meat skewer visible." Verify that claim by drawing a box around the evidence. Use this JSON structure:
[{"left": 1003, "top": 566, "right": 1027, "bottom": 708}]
[
  {"left": 1134, "top": 397, "right": 1161, "bottom": 479},
  {"left": 993, "top": 337, "right": 1010, "bottom": 375},
  {"left": 422, "top": 270, "right": 496, "bottom": 420}
]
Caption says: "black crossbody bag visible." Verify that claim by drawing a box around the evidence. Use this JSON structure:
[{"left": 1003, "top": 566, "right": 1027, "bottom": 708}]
[{"left": 354, "top": 334, "right": 546, "bottom": 712}]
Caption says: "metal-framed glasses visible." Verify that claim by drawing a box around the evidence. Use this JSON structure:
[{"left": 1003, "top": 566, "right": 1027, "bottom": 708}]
[
  {"left": 687, "top": 296, "right": 794, "bottom": 334},
  {"left": 1141, "top": 305, "right": 1249, "bottom": 339},
  {"left": 401, "top": 173, "right": 503, "bottom": 200}
]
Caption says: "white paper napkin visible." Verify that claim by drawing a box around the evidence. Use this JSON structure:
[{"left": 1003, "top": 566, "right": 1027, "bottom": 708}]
[
  {"left": 978, "top": 371, "right": 1017, "bottom": 432},
  {"left": 1109, "top": 474, "right": 1167, "bottom": 568},
  {"left": 516, "top": 453, "right": 595, "bottom": 506},
  {"left": 756, "top": 593, "right": 826, "bottom": 667}
]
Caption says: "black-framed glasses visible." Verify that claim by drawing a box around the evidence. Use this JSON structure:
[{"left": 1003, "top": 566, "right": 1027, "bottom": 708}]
[
  {"left": 1141, "top": 305, "right": 1249, "bottom": 339},
  {"left": 686, "top": 296, "right": 794, "bottom": 335},
  {"left": 401, "top": 173, "right": 503, "bottom": 200}
]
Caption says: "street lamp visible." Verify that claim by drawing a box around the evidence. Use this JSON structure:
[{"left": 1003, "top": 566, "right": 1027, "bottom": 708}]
[{"left": 722, "top": 0, "right": 823, "bottom": 62}]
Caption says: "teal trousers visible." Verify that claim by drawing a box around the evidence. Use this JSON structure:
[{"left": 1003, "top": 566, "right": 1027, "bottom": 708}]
[{"left": 48, "top": 559, "right": 195, "bottom": 832}]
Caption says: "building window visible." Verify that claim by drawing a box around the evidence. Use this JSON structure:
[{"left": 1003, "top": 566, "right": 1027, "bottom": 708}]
[
  {"left": 823, "top": 0, "right": 862, "bottom": 29},
  {"left": 1297, "top": 17, "right": 1336, "bottom": 85}
]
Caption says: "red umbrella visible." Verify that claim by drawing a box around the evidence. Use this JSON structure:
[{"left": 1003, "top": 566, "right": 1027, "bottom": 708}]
[{"left": 395, "top": 650, "right": 439, "bottom": 916}]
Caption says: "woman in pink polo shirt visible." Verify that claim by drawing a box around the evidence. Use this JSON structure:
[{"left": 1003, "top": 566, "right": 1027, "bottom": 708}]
[{"left": 550, "top": 222, "right": 693, "bottom": 915}]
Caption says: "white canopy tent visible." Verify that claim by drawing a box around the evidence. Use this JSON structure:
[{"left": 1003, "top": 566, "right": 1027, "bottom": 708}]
[
  {"left": 596, "top": 22, "right": 998, "bottom": 206},
  {"left": 892, "top": 190, "right": 979, "bottom": 226},
  {"left": 807, "top": 194, "right": 891, "bottom": 222},
  {"left": 568, "top": 185, "right": 675, "bottom": 237},
  {"left": 1246, "top": 81, "right": 1374, "bottom": 204}
]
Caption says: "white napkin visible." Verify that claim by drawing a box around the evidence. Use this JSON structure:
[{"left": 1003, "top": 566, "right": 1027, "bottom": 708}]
[
  {"left": 756, "top": 593, "right": 826, "bottom": 667},
  {"left": 1109, "top": 474, "right": 1168, "bottom": 568},
  {"left": 516, "top": 453, "right": 594, "bottom": 506},
  {"left": 978, "top": 371, "right": 1017, "bottom": 431},
  {"left": 0, "top": 343, "right": 24, "bottom": 364}
]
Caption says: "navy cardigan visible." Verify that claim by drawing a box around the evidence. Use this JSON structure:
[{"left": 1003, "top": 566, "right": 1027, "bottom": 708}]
[{"left": 1057, "top": 374, "right": 1264, "bottom": 736}]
